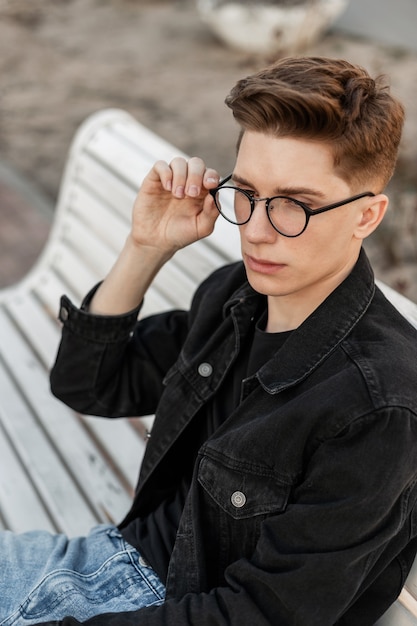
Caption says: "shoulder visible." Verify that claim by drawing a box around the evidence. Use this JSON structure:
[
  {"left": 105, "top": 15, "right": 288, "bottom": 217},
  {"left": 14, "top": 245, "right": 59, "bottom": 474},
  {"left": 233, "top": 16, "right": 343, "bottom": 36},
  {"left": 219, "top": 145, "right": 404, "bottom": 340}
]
[
  {"left": 354, "top": 285, "right": 417, "bottom": 359},
  {"left": 343, "top": 287, "right": 417, "bottom": 411}
]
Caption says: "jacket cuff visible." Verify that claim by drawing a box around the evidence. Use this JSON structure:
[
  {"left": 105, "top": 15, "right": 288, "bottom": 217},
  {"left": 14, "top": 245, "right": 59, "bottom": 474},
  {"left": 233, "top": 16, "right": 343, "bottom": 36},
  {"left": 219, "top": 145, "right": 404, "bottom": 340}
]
[{"left": 57, "top": 291, "right": 142, "bottom": 343}]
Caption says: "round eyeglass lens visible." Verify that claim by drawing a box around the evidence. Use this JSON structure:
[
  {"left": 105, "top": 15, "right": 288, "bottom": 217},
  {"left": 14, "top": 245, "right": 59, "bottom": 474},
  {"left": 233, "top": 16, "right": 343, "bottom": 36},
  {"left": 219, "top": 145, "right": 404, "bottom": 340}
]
[
  {"left": 267, "top": 197, "right": 307, "bottom": 236},
  {"left": 215, "top": 187, "right": 308, "bottom": 236},
  {"left": 215, "top": 187, "right": 251, "bottom": 224}
]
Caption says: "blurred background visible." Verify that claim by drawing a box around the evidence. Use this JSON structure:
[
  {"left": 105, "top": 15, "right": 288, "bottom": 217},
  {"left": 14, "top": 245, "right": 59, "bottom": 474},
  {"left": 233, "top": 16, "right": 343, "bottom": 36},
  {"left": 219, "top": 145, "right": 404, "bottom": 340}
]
[{"left": 0, "top": 0, "right": 416, "bottom": 299}]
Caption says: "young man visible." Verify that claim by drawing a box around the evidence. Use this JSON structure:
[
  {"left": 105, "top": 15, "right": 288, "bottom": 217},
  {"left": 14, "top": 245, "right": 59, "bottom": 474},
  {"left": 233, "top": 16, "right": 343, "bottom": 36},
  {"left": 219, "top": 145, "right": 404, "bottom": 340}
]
[{"left": 2, "top": 57, "right": 417, "bottom": 625}]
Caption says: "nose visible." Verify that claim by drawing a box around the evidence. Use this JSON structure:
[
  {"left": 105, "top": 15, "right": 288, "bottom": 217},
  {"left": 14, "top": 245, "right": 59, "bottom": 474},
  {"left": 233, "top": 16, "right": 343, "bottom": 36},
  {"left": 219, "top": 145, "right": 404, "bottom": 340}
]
[{"left": 241, "top": 199, "right": 276, "bottom": 243}]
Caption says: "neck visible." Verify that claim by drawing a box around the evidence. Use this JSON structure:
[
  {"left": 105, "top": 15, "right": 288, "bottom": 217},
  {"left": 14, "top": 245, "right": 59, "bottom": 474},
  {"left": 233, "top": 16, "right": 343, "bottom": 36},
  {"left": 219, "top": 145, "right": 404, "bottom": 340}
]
[{"left": 266, "top": 295, "right": 315, "bottom": 332}]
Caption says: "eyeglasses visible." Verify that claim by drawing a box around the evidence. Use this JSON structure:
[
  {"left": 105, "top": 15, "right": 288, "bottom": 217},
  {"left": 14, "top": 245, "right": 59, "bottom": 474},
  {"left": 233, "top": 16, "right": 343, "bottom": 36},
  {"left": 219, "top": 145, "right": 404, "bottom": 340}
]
[{"left": 210, "top": 175, "right": 375, "bottom": 238}]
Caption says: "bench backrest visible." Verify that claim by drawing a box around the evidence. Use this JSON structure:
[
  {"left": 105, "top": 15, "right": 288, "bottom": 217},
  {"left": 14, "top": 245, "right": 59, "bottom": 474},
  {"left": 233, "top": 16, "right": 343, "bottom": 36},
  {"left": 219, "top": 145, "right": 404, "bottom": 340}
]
[
  {"left": 0, "top": 109, "right": 241, "bottom": 538},
  {"left": 15, "top": 108, "right": 241, "bottom": 316}
]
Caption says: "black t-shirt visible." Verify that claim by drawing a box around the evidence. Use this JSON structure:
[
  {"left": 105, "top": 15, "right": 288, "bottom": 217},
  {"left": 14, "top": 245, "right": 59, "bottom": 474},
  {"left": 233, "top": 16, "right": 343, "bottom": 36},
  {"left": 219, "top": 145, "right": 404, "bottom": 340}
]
[{"left": 121, "top": 311, "right": 292, "bottom": 582}]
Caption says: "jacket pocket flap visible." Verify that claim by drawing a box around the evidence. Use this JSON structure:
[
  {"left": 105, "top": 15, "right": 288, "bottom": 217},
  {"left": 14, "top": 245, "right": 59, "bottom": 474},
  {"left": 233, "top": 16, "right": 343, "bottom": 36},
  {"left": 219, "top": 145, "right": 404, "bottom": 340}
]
[{"left": 198, "top": 455, "right": 291, "bottom": 520}]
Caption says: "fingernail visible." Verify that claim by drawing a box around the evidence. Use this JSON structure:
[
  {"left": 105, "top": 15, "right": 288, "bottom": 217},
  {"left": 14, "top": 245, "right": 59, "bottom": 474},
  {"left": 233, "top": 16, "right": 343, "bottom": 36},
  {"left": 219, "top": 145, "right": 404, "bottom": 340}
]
[
  {"left": 165, "top": 179, "right": 172, "bottom": 191},
  {"left": 206, "top": 177, "right": 218, "bottom": 184},
  {"left": 188, "top": 185, "right": 199, "bottom": 197},
  {"left": 175, "top": 186, "right": 184, "bottom": 198}
]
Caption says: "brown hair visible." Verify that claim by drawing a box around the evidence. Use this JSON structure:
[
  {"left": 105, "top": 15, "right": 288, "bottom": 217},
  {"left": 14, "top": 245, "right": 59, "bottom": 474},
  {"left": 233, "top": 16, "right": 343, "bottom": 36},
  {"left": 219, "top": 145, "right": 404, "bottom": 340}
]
[{"left": 225, "top": 57, "right": 405, "bottom": 191}]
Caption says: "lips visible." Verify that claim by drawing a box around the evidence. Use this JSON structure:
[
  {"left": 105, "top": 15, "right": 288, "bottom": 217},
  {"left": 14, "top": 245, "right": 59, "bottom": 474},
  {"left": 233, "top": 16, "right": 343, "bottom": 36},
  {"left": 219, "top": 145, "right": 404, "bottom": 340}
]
[{"left": 245, "top": 254, "right": 286, "bottom": 274}]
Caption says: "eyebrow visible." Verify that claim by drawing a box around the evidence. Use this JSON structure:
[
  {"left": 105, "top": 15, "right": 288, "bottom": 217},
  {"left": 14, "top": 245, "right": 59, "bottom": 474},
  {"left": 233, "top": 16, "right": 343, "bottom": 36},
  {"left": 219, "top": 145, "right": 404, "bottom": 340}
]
[{"left": 231, "top": 173, "right": 327, "bottom": 200}]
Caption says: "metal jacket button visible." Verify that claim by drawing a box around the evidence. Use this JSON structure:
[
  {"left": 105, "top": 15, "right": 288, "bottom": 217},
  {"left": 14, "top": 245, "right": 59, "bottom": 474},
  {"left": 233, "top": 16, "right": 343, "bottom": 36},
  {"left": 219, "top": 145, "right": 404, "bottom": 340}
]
[
  {"left": 198, "top": 362, "right": 213, "bottom": 377},
  {"left": 231, "top": 491, "right": 246, "bottom": 508},
  {"left": 59, "top": 306, "right": 69, "bottom": 321}
]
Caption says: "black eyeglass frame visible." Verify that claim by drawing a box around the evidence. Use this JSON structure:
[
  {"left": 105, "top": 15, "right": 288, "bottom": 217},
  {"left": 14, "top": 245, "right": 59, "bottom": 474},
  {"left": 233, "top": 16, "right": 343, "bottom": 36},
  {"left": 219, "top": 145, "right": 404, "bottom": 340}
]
[{"left": 210, "top": 174, "right": 375, "bottom": 238}]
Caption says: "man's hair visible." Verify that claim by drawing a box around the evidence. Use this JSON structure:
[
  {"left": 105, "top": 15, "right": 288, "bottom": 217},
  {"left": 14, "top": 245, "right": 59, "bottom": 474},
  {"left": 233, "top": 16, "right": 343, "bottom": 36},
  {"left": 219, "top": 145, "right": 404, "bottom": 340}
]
[{"left": 225, "top": 57, "right": 405, "bottom": 191}]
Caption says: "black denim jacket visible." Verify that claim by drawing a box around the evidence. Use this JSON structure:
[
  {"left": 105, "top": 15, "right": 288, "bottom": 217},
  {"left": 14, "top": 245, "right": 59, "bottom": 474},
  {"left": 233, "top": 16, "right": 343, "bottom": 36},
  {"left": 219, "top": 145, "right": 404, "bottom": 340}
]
[{"left": 48, "top": 249, "right": 417, "bottom": 626}]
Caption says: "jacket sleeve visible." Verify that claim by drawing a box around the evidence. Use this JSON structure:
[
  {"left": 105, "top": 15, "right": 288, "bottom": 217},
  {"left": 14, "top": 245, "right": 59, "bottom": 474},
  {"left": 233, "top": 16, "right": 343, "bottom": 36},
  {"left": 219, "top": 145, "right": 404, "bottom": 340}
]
[
  {"left": 49, "top": 262, "right": 243, "bottom": 418},
  {"left": 50, "top": 293, "right": 190, "bottom": 417}
]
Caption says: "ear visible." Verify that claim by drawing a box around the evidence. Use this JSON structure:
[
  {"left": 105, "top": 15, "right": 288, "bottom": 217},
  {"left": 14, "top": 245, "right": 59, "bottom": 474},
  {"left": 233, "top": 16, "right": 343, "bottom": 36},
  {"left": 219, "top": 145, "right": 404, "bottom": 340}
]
[{"left": 353, "top": 194, "right": 389, "bottom": 241}]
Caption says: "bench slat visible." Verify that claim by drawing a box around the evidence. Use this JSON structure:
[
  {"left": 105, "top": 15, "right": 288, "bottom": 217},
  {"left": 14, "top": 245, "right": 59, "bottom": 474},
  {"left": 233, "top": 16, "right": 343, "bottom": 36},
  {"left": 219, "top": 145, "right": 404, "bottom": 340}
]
[
  {"left": 114, "top": 118, "right": 188, "bottom": 166},
  {"left": 406, "top": 558, "right": 417, "bottom": 601},
  {"left": 0, "top": 423, "right": 56, "bottom": 533},
  {"left": 33, "top": 270, "right": 79, "bottom": 318},
  {"left": 87, "top": 127, "right": 156, "bottom": 190},
  {"left": 400, "top": 588, "right": 417, "bottom": 618},
  {"left": 62, "top": 215, "right": 118, "bottom": 278},
  {"left": 52, "top": 246, "right": 104, "bottom": 303},
  {"left": 0, "top": 359, "right": 97, "bottom": 534},
  {"left": 81, "top": 416, "right": 146, "bottom": 492},
  {"left": 0, "top": 310, "right": 133, "bottom": 532},
  {"left": 70, "top": 185, "right": 130, "bottom": 252},
  {"left": 5, "top": 292, "right": 61, "bottom": 369},
  {"left": 151, "top": 259, "right": 202, "bottom": 310},
  {"left": 76, "top": 151, "right": 137, "bottom": 222},
  {"left": 377, "top": 594, "right": 417, "bottom": 625},
  {"left": 4, "top": 294, "right": 147, "bottom": 504}
]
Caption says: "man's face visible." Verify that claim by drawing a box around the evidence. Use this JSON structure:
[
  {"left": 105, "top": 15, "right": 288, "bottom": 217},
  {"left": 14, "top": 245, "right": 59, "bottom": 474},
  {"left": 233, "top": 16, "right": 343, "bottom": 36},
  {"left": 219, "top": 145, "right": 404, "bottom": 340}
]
[{"left": 234, "top": 131, "right": 375, "bottom": 328}]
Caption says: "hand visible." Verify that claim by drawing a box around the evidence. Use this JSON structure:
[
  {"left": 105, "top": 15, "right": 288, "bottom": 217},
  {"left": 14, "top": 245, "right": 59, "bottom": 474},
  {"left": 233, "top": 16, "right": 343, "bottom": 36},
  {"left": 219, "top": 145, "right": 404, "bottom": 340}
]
[
  {"left": 130, "top": 156, "right": 221, "bottom": 255},
  {"left": 89, "top": 157, "right": 221, "bottom": 315}
]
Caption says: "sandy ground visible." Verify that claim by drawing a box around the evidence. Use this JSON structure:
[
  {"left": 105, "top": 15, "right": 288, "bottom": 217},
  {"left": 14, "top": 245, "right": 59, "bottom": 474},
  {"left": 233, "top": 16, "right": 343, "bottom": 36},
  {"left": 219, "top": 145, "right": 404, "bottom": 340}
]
[{"left": 0, "top": 0, "right": 417, "bottom": 299}]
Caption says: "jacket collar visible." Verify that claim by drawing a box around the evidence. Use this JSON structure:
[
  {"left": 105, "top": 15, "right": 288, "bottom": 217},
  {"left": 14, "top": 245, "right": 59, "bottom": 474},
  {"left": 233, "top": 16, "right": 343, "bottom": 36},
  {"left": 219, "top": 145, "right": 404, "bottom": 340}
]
[{"left": 227, "top": 248, "right": 375, "bottom": 394}]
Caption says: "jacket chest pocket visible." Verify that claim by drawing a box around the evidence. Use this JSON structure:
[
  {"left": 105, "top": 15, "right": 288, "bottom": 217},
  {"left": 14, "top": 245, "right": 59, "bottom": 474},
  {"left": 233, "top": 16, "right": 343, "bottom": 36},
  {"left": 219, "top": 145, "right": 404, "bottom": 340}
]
[
  {"left": 198, "top": 455, "right": 291, "bottom": 520},
  {"left": 196, "top": 454, "right": 293, "bottom": 587}
]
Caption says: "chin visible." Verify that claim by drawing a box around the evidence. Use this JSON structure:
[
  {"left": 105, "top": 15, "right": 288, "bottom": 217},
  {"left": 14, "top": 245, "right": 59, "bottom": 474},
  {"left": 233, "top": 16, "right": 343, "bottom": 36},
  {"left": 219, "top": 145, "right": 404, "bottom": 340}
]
[{"left": 244, "top": 267, "right": 289, "bottom": 297}]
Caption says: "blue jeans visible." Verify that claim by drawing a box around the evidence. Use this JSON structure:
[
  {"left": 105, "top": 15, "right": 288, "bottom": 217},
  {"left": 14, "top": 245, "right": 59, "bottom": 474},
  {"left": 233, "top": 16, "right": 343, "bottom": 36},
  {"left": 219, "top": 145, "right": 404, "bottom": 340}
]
[{"left": 0, "top": 524, "right": 165, "bottom": 625}]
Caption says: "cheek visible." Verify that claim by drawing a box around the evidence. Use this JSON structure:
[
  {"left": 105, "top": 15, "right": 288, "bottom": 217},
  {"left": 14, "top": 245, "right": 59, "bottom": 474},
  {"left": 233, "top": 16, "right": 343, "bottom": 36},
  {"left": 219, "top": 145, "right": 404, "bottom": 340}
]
[
  {"left": 303, "top": 215, "right": 356, "bottom": 252},
  {"left": 289, "top": 234, "right": 325, "bottom": 261},
  {"left": 288, "top": 227, "right": 355, "bottom": 274}
]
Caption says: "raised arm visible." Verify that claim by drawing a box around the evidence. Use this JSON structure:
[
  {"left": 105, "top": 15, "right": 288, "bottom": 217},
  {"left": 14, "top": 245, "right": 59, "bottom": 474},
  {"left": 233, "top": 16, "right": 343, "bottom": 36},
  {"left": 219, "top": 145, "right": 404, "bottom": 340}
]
[{"left": 89, "top": 157, "right": 220, "bottom": 315}]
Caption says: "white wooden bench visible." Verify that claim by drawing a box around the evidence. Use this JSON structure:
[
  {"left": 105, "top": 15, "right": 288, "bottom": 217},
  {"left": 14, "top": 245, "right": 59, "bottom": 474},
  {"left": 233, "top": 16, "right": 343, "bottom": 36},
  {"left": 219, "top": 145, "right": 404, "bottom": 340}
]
[{"left": 0, "top": 108, "right": 415, "bottom": 624}]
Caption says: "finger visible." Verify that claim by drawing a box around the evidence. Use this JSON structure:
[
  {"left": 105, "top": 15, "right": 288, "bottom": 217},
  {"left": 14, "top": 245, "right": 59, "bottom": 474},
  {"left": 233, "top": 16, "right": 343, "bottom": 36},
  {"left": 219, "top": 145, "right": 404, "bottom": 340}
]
[
  {"left": 149, "top": 160, "right": 173, "bottom": 192},
  {"left": 197, "top": 193, "right": 221, "bottom": 238},
  {"left": 203, "top": 168, "right": 220, "bottom": 189},
  {"left": 169, "top": 157, "right": 189, "bottom": 198},
  {"left": 155, "top": 157, "right": 217, "bottom": 199},
  {"left": 184, "top": 157, "right": 206, "bottom": 198}
]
